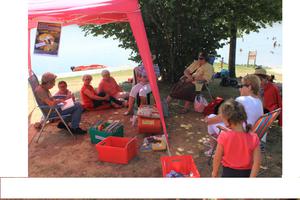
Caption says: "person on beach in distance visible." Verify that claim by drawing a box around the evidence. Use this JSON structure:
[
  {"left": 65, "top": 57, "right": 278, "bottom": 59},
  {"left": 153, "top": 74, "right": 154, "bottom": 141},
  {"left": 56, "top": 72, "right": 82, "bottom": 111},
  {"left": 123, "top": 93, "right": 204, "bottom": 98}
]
[
  {"left": 204, "top": 74, "right": 263, "bottom": 156},
  {"left": 80, "top": 74, "right": 123, "bottom": 110},
  {"left": 35, "top": 72, "right": 86, "bottom": 135},
  {"left": 166, "top": 51, "right": 214, "bottom": 114},
  {"left": 97, "top": 70, "right": 129, "bottom": 102},
  {"left": 212, "top": 99, "right": 261, "bottom": 177},
  {"left": 54, "top": 80, "right": 75, "bottom": 101}
]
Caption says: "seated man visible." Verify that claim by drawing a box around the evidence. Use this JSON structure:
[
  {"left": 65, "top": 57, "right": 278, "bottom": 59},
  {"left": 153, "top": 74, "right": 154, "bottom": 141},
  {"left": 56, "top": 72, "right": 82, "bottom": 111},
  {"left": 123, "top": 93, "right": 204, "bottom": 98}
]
[
  {"left": 35, "top": 72, "right": 86, "bottom": 135},
  {"left": 123, "top": 54, "right": 160, "bottom": 116},
  {"left": 97, "top": 70, "right": 129, "bottom": 101},
  {"left": 166, "top": 51, "right": 214, "bottom": 114},
  {"left": 54, "top": 80, "right": 75, "bottom": 101},
  {"left": 80, "top": 74, "right": 123, "bottom": 110}
]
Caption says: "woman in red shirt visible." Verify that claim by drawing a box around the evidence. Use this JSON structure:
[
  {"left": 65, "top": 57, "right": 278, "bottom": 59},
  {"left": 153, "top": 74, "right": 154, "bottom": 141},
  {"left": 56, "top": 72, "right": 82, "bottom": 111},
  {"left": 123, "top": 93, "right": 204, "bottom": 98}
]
[
  {"left": 97, "top": 70, "right": 129, "bottom": 100},
  {"left": 212, "top": 99, "right": 261, "bottom": 177},
  {"left": 254, "top": 67, "right": 282, "bottom": 126},
  {"left": 80, "top": 74, "right": 123, "bottom": 110}
]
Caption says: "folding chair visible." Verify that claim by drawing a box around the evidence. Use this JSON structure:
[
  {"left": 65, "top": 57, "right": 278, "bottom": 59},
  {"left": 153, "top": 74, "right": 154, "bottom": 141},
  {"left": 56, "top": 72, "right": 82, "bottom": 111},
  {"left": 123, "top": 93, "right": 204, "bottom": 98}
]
[
  {"left": 28, "top": 72, "right": 74, "bottom": 143},
  {"left": 207, "top": 108, "right": 282, "bottom": 169}
]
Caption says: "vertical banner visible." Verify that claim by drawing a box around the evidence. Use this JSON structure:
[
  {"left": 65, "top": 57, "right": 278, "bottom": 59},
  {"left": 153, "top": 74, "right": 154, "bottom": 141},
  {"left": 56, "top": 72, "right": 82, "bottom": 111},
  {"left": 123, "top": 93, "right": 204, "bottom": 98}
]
[
  {"left": 247, "top": 50, "right": 257, "bottom": 66},
  {"left": 34, "top": 22, "right": 62, "bottom": 56}
]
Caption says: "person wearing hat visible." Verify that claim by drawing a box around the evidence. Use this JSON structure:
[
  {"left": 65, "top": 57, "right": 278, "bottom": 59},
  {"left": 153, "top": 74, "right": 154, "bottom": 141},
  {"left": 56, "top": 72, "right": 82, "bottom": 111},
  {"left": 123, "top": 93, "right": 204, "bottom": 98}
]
[
  {"left": 254, "top": 67, "right": 282, "bottom": 126},
  {"left": 35, "top": 72, "right": 86, "bottom": 135},
  {"left": 166, "top": 51, "right": 214, "bottom": 114}
]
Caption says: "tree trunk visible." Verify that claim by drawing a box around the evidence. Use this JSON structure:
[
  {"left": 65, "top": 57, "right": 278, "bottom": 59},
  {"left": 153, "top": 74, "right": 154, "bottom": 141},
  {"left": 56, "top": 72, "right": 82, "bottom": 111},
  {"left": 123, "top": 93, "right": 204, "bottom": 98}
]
[{"left": 228, "top": 20, "right": 237, "bottom": 78}]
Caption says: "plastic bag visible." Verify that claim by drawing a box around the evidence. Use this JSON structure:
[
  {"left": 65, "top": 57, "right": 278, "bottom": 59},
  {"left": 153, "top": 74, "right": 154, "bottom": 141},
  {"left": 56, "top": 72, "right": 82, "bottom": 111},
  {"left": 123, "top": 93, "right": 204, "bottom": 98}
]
[{"left": 194, "top": 95, "right": 208, "bottom": 112}]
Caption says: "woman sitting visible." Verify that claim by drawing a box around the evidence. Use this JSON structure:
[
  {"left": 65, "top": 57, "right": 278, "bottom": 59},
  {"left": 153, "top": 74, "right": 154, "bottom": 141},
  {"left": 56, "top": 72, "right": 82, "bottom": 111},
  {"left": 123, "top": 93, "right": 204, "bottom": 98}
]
[
  {"left": 166, "top": 51, "right": 214, "bottom": 114},
  {"left": 123, "top": 55, "right": 159, "bottom": 116},
  {"left": 97, "top": 70, "right": 129, "bottom": 101},
  {"left": 80, "top": 74, "right": 123, "bottom": 110},
  {"left": 254, "top": 67, "right": 282, "bottom": 126},
  {"left": 204, "top": 74, "right": 263, "bottom": 156}
]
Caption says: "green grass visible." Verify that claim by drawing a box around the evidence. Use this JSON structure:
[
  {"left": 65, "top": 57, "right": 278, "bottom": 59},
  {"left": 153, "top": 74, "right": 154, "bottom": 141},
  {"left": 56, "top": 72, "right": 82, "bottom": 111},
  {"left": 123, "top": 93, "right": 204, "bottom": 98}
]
[
  {"left": 28, "top": 66, "right": 281, "bottom": 123},
  {"left": 214, "top": 63, "right": 282, "bottom": 82}
]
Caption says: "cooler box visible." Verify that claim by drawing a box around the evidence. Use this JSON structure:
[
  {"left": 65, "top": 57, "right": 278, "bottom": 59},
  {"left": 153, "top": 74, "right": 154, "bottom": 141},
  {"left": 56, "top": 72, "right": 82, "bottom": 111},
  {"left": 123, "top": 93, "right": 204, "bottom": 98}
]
[
  {"left": 96, "top": 136, "right": 137, "bottom": 164},
  {"left": 89, "top": 120, "right": 124, "bottom": 144},
  {"left": 160, "top": 155, "right": 200, "bottom": 177},
  {"left": 137, "top": 116, "right": 162, "bottom": 134}
]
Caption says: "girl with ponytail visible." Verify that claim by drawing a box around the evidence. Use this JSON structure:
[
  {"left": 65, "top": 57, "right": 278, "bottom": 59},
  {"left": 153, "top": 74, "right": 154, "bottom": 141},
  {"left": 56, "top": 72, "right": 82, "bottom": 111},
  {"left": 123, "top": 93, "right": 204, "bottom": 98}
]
[{"left": 212, "top": 99, "right": 261, "bottom": 177}]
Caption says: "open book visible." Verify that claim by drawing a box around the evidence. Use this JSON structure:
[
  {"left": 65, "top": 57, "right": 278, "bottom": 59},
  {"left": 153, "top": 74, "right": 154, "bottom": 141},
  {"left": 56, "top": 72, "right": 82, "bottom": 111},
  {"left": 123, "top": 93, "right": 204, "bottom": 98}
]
[{"left": 60, "top": 98, "right": 75, "bottom": 111}]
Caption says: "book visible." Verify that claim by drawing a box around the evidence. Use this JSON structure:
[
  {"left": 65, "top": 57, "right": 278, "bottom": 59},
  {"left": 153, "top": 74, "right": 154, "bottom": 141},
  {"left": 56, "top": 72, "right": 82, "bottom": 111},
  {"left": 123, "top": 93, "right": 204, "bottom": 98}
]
[{"left": 61, "top": 98, "right": 74, "bottom": 111}]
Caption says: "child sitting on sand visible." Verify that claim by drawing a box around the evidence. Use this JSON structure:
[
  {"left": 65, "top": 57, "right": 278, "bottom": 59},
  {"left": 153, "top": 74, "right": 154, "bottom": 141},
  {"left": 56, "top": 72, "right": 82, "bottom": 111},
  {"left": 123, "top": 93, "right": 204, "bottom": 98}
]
[{"left": 212, "top": 99, "right": 261, "bottom": 177}]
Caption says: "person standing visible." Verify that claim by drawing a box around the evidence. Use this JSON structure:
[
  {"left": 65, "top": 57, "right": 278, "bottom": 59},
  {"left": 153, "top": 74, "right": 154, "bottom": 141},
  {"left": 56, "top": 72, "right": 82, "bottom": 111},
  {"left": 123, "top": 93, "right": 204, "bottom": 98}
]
[{"left": 212, "top": 99, "right": 261, "bottom": 177}]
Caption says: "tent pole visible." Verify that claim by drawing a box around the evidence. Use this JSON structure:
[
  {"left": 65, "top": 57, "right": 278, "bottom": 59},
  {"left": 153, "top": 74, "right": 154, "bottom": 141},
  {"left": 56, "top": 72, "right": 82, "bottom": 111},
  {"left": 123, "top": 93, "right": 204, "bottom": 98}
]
[
  {"left": 127, "top": 12, "right": 170, "bottom": 154},
  {"left": 28, "top": 29, "right": 32, "bottom": 76}
]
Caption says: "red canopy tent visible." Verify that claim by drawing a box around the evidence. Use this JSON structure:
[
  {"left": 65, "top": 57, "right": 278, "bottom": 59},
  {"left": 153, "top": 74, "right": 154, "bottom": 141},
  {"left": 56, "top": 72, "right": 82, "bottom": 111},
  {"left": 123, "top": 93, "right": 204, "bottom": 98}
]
[{"left": 28, "top": 0, "right": 169, "bottom": 150}]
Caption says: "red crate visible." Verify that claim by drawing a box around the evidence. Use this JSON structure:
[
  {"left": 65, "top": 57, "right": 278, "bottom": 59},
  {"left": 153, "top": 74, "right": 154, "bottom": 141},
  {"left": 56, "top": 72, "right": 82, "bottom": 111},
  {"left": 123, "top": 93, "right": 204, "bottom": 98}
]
[
  {"left": 160, "top": 155, "right": 200, "bottom": 177},
  {"left": 96, "top": 136, "right": 137, "bottom": 164},
  {"left": 137, "top": 116, "right": 162, "bottom": 134}
]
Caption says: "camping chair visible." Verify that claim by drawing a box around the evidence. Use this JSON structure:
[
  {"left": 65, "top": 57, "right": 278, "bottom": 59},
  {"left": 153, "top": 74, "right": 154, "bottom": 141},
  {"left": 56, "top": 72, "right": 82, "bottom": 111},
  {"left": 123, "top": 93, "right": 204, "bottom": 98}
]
[
  {"left": 207, "top": 108, "right": 282, "bottom": 172},
  {"left": 28, "top": 72, "right": 74, "bottom": 143}
]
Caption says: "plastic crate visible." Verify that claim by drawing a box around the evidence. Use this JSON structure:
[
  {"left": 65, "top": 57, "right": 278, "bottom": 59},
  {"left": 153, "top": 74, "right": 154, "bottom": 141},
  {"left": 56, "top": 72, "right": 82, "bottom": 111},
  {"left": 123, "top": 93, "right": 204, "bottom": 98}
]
[
  {"left": 137, "top": 116, "right": 162, "bottom": 134},
  {"left": 88, "top": 120, "right": 123, "bottom": 144},
  {"left": 160, "top": 155, "right": 200, "bottom": 177},
  {"left": 96, "top": 136, "right": 137, "bottom": 164}
]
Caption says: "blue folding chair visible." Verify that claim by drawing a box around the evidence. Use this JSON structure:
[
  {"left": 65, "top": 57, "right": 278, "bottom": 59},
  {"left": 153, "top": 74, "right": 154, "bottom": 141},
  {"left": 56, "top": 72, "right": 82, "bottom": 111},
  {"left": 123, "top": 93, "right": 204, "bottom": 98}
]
[{"left": 28, "top": 72, "right": 74, "bottom": 143}]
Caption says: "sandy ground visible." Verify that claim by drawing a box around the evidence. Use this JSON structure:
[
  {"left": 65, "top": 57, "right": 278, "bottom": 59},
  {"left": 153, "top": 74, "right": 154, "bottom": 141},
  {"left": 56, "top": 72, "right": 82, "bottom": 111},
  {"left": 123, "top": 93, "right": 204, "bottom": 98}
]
[{"left": 28, "top": 100, "right": 282, "bottom": 177}]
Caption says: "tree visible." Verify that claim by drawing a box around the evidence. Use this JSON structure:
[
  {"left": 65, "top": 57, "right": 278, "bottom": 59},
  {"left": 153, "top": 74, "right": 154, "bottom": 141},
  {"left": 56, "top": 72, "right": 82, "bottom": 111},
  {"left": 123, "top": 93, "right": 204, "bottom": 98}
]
[
  {"left": 220, "top": 0, "right": 282, "bottom": 77},
  {"left": 81, "top": 0, "right": 230, "bottom": 82}
]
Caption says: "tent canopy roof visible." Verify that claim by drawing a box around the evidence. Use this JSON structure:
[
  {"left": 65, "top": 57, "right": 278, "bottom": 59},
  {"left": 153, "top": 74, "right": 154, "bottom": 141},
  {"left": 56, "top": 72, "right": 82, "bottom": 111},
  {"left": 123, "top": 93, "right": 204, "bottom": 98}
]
[{"left": 28, "top": 0, "right": 140, "bottom": 29}]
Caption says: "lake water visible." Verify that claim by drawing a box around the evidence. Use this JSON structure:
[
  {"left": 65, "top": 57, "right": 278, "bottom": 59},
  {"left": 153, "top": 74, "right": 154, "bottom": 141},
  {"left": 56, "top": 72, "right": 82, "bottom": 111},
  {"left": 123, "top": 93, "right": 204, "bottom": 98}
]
[{"left": 30, "top": 23, "right": 282, "bottom": 76}]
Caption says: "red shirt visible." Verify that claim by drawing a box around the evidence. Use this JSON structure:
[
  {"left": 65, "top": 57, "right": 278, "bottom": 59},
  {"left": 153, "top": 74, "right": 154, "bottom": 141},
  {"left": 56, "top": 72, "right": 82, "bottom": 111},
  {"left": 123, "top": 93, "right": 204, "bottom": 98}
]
[
  {"left": 263, "top": 82, "right": 282, "bottom": 112},
  {"left": 80, "top": 84, "right": 96, "bottom": 109},
  {"left": 98, "top": 77, "right": 122, "bottom": 97},
  {"left": 263, "top": 82, "right": 282, "bottom": 126},
  {"left": 217, "top": 131, "right": 260, "bottom": 170}
]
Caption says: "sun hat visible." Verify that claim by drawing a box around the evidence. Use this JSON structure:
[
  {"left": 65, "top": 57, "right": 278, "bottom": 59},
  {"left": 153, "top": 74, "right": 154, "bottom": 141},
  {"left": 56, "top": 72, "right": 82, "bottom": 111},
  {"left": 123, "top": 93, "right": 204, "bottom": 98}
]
[
  {"left": 254, "top": 67, "right": 269, "bottom": 78},
  {"left": 41, "top": 72, "right": 57, "bottom": 84}
]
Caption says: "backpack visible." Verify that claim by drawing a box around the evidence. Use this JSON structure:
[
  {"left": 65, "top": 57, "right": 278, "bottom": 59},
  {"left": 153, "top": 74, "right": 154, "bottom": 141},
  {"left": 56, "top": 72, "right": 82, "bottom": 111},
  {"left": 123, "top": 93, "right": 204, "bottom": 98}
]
[
  {"left": 203, "top": 97, "right": 224, "bottom": 116},
  {"left": 220, "top": 77, "right": 230, "bottom": 87}
]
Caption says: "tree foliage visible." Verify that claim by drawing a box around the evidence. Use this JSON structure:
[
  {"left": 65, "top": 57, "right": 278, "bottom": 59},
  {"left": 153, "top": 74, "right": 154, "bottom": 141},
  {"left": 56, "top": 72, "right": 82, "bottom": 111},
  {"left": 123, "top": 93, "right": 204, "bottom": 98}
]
[
  {"left": 81, "top": 0, "right": 282, "bottom": 81},
  {"left": 220, "top": 0, "right": 282, "bottom": 77}
]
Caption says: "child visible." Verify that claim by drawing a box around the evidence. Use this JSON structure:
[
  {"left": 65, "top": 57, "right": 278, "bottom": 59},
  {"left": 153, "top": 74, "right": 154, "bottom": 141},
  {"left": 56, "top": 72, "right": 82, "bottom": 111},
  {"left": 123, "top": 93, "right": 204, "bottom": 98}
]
[
  {"left": 54, "top": 80, "right": 75, "bottom": 101},
  {"left": 212, "top": 99, "right": 261, "bottom": 177}
]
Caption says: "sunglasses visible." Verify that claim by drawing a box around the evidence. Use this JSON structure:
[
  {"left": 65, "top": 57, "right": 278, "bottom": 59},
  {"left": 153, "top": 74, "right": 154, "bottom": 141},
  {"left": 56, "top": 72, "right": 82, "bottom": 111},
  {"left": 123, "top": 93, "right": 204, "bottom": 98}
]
[
  {"left": 236, "top": 84, "right": 250, "bottom": 88},
  {"left": 198, "top": 57, "right": 205, "bottom": 60}
]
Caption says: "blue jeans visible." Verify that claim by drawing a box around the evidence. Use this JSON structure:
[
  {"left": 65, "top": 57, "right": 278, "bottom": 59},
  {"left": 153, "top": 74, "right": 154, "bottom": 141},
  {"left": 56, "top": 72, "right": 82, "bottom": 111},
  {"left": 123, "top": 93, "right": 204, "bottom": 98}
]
[{"left": 49, "top": 102, "right": 83, "bottom": 129}]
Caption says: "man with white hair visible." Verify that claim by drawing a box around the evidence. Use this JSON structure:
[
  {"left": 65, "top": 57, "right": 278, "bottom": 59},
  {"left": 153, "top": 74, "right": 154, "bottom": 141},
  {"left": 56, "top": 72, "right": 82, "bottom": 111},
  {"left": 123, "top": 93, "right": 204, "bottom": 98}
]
[{"left": 35, "top": 72, "right": 86, "bottom": 135}]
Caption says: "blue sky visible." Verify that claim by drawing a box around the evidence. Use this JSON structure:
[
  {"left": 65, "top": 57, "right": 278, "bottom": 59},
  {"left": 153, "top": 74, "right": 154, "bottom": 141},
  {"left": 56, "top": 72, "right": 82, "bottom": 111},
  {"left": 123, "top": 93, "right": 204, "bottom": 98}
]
[{"left": 30, "top": 22, "right": 282, "bottom": 76}]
